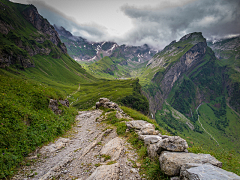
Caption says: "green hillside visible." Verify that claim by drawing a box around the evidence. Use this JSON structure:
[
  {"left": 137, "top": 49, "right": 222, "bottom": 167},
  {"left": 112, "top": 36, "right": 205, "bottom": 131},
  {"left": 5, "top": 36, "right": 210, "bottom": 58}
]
[
  {"left": 0, "top": 0, "right": 145, "bottom": 178},
  {"left": 85, "top": 56, "right": 131, "bottom": 79}
]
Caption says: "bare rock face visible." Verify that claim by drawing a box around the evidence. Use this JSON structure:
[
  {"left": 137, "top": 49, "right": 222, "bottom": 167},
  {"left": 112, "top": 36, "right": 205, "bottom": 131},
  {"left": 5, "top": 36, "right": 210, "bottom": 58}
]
[
  {"left": 126, "top": 120, "right": 160, "bottom": 137},
  {"left": 100, "top": 137, "right": 123, "bottom": 161},
  {"left": 59, "top": 99, "right": 69, "bottom": 107},
  {"left": 86, "top": 163, "right": 120, "bottom": 180},
  {"left": 157, "top": 136, "right": 188, "bottom": 152},
  {"left": 21, "top": 5, "right": 67, "bottom": 54},
  {"left": 180, "top": 163, "right": 240, "bottom": 180},
  {"left": 96, "top": 98, "right": 122, "bottom": 112},
  {"left": 49, "top": 99, "right": 69, "bottom": 115},
  {"left": 40, "top": 137, "right": 69, "bottom": 154},
  {"left": 159, "top": 151, "right": 222, "bottom": 176}
]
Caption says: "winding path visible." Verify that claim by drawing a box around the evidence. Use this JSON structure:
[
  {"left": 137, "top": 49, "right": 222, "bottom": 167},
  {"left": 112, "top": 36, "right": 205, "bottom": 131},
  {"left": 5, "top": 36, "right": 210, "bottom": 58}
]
[{"left": 196, "top": 103, "right": 219, "bottom": 146}]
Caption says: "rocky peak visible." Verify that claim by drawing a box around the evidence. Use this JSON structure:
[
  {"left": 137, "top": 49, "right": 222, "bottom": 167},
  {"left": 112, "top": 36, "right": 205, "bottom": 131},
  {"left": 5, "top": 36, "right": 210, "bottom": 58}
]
[
  {"left": 22, "top": 5, "right": 67, "bottom": 54},
  {"left": 54, "top": 25, "right": 73, "bottom": 38},
  {"left": 179, "top": 32, "right": 206, "bottom": 43}
]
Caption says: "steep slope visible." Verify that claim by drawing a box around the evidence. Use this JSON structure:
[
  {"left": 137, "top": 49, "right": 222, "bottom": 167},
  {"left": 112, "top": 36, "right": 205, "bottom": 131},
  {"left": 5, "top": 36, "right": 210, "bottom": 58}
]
[
  {"left": 141, "top": 32, "right": 240, "bottom": 168},
  {"left": 142, "top": 32, "right": 209, "bottom": 115},
  {"left": 208, "top": 36, "right": 240, "bottom": 113}
]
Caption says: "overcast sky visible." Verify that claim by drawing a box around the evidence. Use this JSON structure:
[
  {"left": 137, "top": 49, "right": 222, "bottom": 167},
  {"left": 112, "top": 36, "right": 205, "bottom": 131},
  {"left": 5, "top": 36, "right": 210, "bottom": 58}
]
[{"left": 11, "top": 0, "right": 240, "bottom": 49}]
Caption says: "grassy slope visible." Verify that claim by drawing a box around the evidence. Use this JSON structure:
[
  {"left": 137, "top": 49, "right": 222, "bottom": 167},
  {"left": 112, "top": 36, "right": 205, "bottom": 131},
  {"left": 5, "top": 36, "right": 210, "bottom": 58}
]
[
  {"left": 0, "top": 69, "right": 78, "bottom": 178},
  {"left": 0, "top": 0, "right": 140, "bottom": 177},
  {"left": 155, "top": 102, "right": 240, "bottom": 175},
  {"left": 85, "top": 56, "right": 131, "bottom": 79}
]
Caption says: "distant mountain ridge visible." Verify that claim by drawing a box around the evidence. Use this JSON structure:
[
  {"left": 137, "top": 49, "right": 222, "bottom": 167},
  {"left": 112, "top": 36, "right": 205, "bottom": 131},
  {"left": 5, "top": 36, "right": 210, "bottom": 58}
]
[{"left": 54, "top": 25, "right": 157, "bottom": 63}]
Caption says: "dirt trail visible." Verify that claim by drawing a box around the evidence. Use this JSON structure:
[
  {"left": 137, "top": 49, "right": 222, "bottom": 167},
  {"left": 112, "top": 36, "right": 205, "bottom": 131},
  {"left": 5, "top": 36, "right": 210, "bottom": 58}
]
[{"left": 12, "top": 110, "right": 141, "bottom": 180}]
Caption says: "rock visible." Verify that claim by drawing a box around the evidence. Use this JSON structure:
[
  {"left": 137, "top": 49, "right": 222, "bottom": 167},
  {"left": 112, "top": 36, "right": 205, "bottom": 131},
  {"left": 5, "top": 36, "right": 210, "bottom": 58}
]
[
  {"left": 59, "top": 99, "right": 69, "bottom": 107},
  {"left": 159, "top": 151, "right": 222, "bottom": 176},
  {"left": 49, "top": 99, "right": 69, "bottom": 115},
  {"left": 142, "top": 135, "right": 162, "bottom": 145},
  {"left": 99, "top": 98, "right": 110, "bottom": 104},
  {"left": 86, "top": 163, "right": 120, "bottom": 180},
  {"left": 157, "top": 136, "right": 188, "bottom": 152},
  {"left": 147, "top": 143, "right": 160, "bottom": 159},
  {"left": 49, "top": 99, "right": 61, "bottom": 115},
  {"left": 180, "top": 163, "right": 240, "bottom": 180},
  {"left": 40, "top": 138, "right": 69, "bottom": 154},
  {"left": 126, "top": 120, "right": 160, "bottom": 136},
  {"left": 126, "top": 120, "right": 150, "bottom": 130},
  {"left": 96, "top": 98, "right": 122, "bottom": 112},
  {"left": 170, "top": 177, "right": 180, "bottom": 180},
  {"left": 100, "top": 137, "right": 123, "bottom": 161},
  {"left": 115, "top": 111, "right": 123, "bottom": 119}
]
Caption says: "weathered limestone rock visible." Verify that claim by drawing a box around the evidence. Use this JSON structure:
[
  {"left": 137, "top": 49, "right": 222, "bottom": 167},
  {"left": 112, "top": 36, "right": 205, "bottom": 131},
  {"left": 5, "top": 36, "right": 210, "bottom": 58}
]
[
  {"left": 59, "top": 99, "right": 69, "bottom": 107},
  {"left": 100, "top": 137, "right": 123, "bottom": 161},
  {"left": 158, "top": 136, "right": 188, "bottom": 152},
  {"left": 180, "top": 163, "right": 240, "bottom": 180},
  {"left": 159, "top": 151, "right": 222, "bottom": 176},
  {"left": 115, "top": 111, "right": 123, "bottom": 119},
  {"left": 147, "top": 143, "right": 160, "bottom": 159},
  {"left": 86, "top": 163, "right": 120, "bottom": 180},
  {"left": 49, "top": 99, "right": 69, "bottom": 115},
  {"left": 126, "top": 120, "right": 150, "bottom": 130},
  {"left": 96, "top": 98, "right": 122, "bottom": 112},
  {"left": 142, "top": 135, "right": 162, "bottom": 145},
  {"left": 126, "top": 120, "right": 159, "bottom": 135},
  {"left": 49, "top": 99, "right": 62, "bottom": 115},
  {"left": 40, "top": 138, "right": 69, "bottom": 154}
]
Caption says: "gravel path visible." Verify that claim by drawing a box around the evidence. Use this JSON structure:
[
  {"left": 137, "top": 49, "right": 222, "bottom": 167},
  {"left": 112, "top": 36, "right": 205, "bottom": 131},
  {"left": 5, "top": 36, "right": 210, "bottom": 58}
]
[{"left": 12, "top": 110, "right": 141, "bottom": 180}]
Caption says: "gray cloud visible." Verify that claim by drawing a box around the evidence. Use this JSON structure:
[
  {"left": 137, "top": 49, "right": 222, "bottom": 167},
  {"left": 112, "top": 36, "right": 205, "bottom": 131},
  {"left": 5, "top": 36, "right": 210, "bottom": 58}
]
[
  {"left": 26, "top": 0, "right": 108, "bottom": 41},
  {"left": 16, "top": 0, "right": 240, "bottom": 49},
  {"left": 120, "top": 0, "right": 240, "bottom": 49}
]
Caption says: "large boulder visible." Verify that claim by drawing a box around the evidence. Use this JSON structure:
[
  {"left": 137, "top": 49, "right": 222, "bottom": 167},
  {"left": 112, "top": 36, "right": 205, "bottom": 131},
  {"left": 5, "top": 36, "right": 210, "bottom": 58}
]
[
  {"left": 126, "top": 120, "right": 159, "bottom": 135},
  {"left": 96, "top": 98, "right": 122, "bottom": 112},
  {"left": 180, "top": 163, "right": 240, "bottom": 180},
  {"left": 86, "top": 163, "right": 120, "bottom": 180},
  {"left": 141, "top": 135, "right": 162, "bottom": 145},
  {"left": 157, "top": 136, "right": 188, "bottom": 152},
  {"left": 100, "top": 137, "right": 123, "bottom": 161},
  {"left": 159, "top": 151, "right": 222, "bottom": 176}
]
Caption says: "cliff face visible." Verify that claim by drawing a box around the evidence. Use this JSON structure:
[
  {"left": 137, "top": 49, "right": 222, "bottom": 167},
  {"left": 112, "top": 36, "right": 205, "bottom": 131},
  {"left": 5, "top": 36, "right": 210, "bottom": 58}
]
[
  {"left": 143, "top": 32, "right": 208, "bottom": 115},
  {"left": 22, "top": 6, "right": 67, "bottom": 54},
  {"left": 208, "top": 36, "right": 240, "bottom": 114},
  {"left": 0, "top": 1, "right": 67, "bottom": 68}
]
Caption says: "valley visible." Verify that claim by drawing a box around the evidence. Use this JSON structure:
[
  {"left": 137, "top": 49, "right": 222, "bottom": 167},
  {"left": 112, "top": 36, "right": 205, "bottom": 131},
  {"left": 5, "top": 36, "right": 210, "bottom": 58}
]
[{"left": 0, "top": 0, "right": 240, "bottom": 179}]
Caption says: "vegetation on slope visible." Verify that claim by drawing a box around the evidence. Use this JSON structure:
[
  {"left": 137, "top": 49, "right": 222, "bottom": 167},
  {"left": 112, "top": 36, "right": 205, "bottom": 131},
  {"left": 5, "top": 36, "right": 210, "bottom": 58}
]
[{"left": 0, "top": 69, "right": 78, "bottom": 178}]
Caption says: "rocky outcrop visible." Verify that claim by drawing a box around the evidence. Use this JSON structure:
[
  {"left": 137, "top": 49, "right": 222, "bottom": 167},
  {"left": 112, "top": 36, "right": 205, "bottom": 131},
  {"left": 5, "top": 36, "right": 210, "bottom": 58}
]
[
  {"left": 86, "top": 163, "right": 120, "bottom": 180},
  {"left": 158, "top": 136, "right": 188, "bottom": 152},
  {"left": 123, "top": 118, "right": 240, "bottom": 179},
  {"left": 48, "top": 99, "right": 69, "bottom": 115},
  {"left": 96, "top": 98, "right": 122, "bottom": 112},
  {"left": 22, "top": 5, "right": 67, "bottom": 54},
  {"left": 100, "top": 137, "right": 123, "bottom": 161},
  {"left": 180, "top": 163, "right": 240, "bottom": 180},
  {"left": 145, "top": 32, "right": 208, "bottom": 116},
  {"left": 159, "top": 151, "right": 222, "bottom": 176}
]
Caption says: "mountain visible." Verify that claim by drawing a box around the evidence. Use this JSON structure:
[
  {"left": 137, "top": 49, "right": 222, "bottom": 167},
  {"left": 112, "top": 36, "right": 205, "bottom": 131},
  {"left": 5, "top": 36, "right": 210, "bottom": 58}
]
[
  {"left": 208, "top": 36, "right": 240, "bottom": 114},
  {"left": 0, "top": 0, "right": 143, "bottom": 178},
  {"left": 140, "top": 32, "right": 240, "bottom": 158},
  {"left": 54, "top": 25, "right": 157, "bottom": 64}
]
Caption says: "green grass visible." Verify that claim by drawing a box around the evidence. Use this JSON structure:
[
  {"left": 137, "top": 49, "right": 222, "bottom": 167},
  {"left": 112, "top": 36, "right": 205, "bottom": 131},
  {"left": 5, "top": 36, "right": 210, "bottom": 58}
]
[
  {"left": 155, "top": 101, "right": 240, "bottom": 176},
  {"left": 0, "top": 69, "right": 78, "bottom": 178}
]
